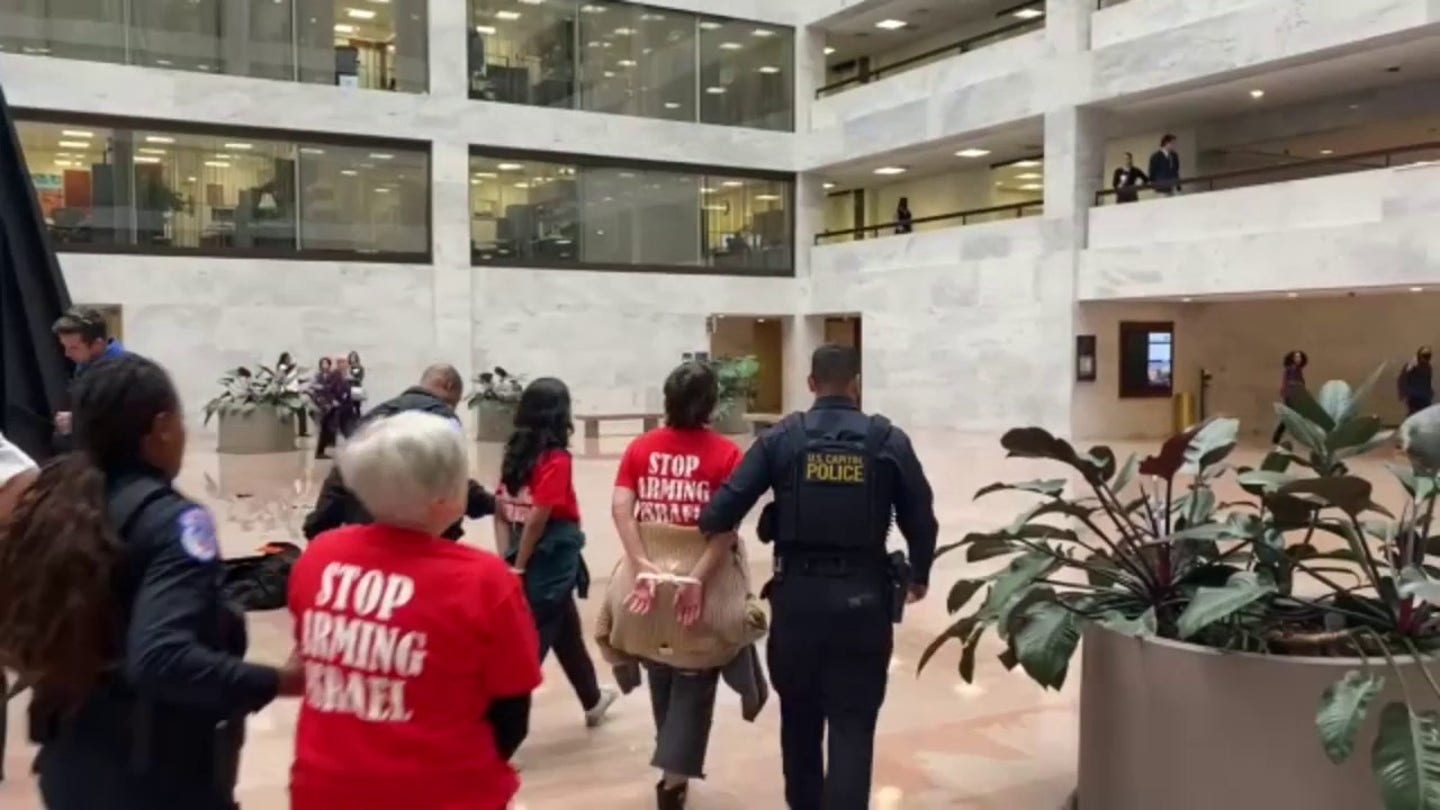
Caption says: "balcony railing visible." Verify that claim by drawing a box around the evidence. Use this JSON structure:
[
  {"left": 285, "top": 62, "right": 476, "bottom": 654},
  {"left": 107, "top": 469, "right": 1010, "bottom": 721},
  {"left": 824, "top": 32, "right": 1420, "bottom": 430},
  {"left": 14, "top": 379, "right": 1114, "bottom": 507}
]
[
  {"left": 1094, "top": 141, "right": 1440, "bottom": 205},
  {"left": 815, "top": 17, "right": 1045, "bottom": 99},
  {"left": 814, "top": 200, "right": 1043, "bottom": 245}
]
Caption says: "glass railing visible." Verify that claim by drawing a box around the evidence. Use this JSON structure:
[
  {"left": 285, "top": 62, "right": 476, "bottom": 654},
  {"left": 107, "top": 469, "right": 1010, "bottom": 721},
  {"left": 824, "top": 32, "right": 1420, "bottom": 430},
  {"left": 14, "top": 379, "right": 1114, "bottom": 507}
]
[
  {"left": 816, "top": 17, "right": 1045, "bottom": 99},
  {"left": 814, "top": 200, "right": 1043, "bottom": 244},
  {"left": 1094, "top": 142, "right": 1440, "bottom": 205}
]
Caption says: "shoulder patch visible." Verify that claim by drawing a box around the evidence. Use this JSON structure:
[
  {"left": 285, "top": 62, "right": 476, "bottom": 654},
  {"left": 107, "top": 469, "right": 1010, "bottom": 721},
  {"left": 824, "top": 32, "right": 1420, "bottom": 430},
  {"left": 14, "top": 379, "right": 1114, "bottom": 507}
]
[{"left": 176, "top": 506, "right": 219, "bottom": 562}]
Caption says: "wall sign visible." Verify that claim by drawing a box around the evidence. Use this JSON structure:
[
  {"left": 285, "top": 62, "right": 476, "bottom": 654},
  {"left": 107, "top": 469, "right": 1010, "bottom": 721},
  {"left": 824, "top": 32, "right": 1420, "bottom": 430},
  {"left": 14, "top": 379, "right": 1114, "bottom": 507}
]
[{"left": 1076, "top": 334, "right": 1097, "bottom": 382}]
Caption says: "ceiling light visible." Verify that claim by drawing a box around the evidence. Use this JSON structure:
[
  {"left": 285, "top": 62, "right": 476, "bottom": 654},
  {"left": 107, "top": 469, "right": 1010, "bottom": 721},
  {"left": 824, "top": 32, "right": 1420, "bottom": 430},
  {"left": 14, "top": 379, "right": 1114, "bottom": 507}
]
[
  {"left": 145, "top": 135, "right": 175, "bottom": 144},
  {"left": 614, "top": 26, "right": 635, "bottom": 35},
  {"left": 57, "top": 140, "right": 89, "bottom": 149},
  {"left": 470, "top": 179, "right": 481, "bottom": 185},
  {"left": 752, "top": 28, "right": 776, "bottom": 37},
  {"left": 758, "top": 65, "right": 781, "bottom": 74},
  {"left": 700, "top": 187, "right": 716, "bottom": 193},
  {"left": 1182, "top": 297, "right": 1193, "bottom": 303},
  {"left": 1286, "top": 292, "right": 1299, "bottom": 299},
  {"left": 1249, "top": 89, "right": 1265, "bottom": 99},
  {"left": 706, "top": 86, "right": 726, "bottom": 94},
  {"left": 223, "top": 143, "right": 252, "bottom": 151},
  {"left": 204, "top": 160, "right": 231, "bottom": 168},
  {"left": 300, "top": 147, "right": 326, "bottom": 155},
  {"left": 373, "top": 187, "right": 391, "bottom": 193},
  {"left": 497, "top": 162, "right": 524, "bottom": 170},
  {"left": 1016, "top": 172, "right": 1042, "bottom": 180},
  {"left": 603, "top": 70, "right": 615, "bottom": 78},
  {"left": 473, "top": 171, "right": 498, "bottom": 178},
  {"left": 155, "top": 59, "right": 173, "bottom": 66},
  {"left": 185, "top": 176, "right": 196, "bottom": 183},
  {"left": 1013, "top": 7, "right": 1044, "bottom": 19},
  {"left": 640, "top": 12, "right": 666, "bottom": 21},
  {"left": 1013, "top": 159, "right": 1041, "bottom": 168},
  {"left": 580, "top": 3, "right": 606, "bottom": 11},
  {"left": 875, "top": 19, "right": 907, "bottom": 30},
  {"left": 822, "top": 182, "right": 836, "bottom": 189},
  {"left": 874, "top": 166, "right": 906, "bottom": 175},
  {"left": 664, "top": 101, "right": 681, "bottom": 109},
  {"left": 755, "top": 194, "right": 781, "bottom": 201},
  {"left": 618, "top": 59, "right": 636, "bottom": 67},
  {"left": 1412, "top": 287, "right": 1425, "bottom": 293},
  {"left": 134, "top": 156, "right": 162, "bottom": 164},
  {"left": 53, "top": 159, "right": 75, "bottom": 167},
  {"left": 823, "top": 46, "right": 836, "bottom": 55},
  {"left": 519, "top": 0, "right": 545, "bottom": 4},
  {"left": 341, "top": 169, "right": 359, "bottom": 176},
  {"left": 214, "top": 153, "right": 232, "bottom": 159},
  {"left": 369, "top": 152, "right": 393, "bottom": 160},
  {"left": 514, "top": 182, "right": 530, "bottom": 189},
  {"left": 720, "top": 42, "right": 743, "bottom": 50},
  {"left": 1020, "top": 183, "right": 1042, "bottom": 190},
  {"left": 699, "top": 20, "right": 721, "bottom": 30},
  {"left": 1320, "top": 149, "right": 1333, "bottom": 155},
  {"left": 496, "top": 10, "right": 522, "bottom": 20},
  {"left": 476, "top": 24, "right": 497, "bottom": 34},
  {"left": 334, "top": 23, "right": 357, "bottom": 33},
  {"left": 346, "top": 8, "right": 376, "bottom": 19},
  {"left": 61, "top": 129, "right": 93, "bottom": 138},
  {"left": 721, "top": 180, "right": 744, "bottom": 187},
  {"left": 956, "top": 148, "right": 991, "bottom": 158}
]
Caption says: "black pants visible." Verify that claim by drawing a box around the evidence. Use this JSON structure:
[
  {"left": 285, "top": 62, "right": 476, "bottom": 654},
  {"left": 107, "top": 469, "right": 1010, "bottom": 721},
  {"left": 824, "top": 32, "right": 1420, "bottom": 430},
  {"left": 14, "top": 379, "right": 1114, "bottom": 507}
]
[
  {"left": 1271, "top": 423, "right": 1286, "bottom": 444},
  {"left": 533, "top": 597, "right": 602, "bottom": 711},
  {"left": 645, "top": 662, "right": 720, "bottom": 779},
  {"left": 1408, "top": 397, "right": 1434, "bottom": 417},
  {"left": 37, "top": 742, "right": 235, "bottom": 810},
  {"left": 315, "top": 410, "right": 339, "bottom": 458},
  {"left": 767, "top": 573, "right": 893, "bottom": 810}
]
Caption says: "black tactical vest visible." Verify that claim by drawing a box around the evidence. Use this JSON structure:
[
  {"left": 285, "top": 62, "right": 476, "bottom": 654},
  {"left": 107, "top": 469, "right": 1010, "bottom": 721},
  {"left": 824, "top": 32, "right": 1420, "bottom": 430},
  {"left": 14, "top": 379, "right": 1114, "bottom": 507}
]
[{"left": 784, "top": 412, "right": 891, "bottom": 552}]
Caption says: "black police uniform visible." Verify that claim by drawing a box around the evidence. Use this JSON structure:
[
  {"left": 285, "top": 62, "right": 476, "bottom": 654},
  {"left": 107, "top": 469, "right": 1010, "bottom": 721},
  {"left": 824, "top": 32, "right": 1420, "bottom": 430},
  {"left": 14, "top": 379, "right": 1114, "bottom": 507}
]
[
  {"left": 698, "top": 395, "right": 938, "bottom": 810},
  {"left": 31, "top": 464, "right": 280, "bottom": 810},
  {"left": 302, "top": 386, "right": 495, "bottom": 541}
]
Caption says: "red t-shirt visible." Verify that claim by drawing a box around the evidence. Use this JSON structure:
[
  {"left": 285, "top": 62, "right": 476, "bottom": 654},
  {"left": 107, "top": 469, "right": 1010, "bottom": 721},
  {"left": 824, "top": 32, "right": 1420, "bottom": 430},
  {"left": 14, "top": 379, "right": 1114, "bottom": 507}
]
[
  {"left": 288, "top": 524, "right": 542, "bottom": 810},
  {"left": 497, "top": 449, "right": 581, "bottom": 524},
  {"left": 615, "top": 427, "right": 743, "bottom": 526}
]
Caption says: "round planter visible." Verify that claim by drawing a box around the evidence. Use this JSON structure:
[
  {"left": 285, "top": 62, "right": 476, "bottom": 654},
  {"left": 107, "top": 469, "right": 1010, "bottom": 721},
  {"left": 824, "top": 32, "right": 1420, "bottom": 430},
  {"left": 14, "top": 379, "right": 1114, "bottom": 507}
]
[
  {"left": 1078, "top": 625, "right": 1440, "bottom": 810},
  {"left": 216, "top": 406, "right": 298, "bottom": 455},
  {"left": 712, "top": 405, "right": 748, "bottom": 436},
  {"left": 474, "top": 400, "right": 518, "bottom": 443}
]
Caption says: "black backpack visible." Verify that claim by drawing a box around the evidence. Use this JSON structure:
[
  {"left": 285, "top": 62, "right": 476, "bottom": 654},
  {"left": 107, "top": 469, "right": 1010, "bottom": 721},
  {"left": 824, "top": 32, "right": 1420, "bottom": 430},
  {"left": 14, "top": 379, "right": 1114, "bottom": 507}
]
[{"left": 222, "top": 543, "right": 302, "bottom": 612}]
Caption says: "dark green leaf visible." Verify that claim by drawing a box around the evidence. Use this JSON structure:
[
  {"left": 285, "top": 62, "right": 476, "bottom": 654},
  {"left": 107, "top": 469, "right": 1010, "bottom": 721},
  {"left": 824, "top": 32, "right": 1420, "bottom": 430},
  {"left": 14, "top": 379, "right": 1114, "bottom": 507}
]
[
  {"left": 1335, "top": 431, "right": 1398, "bottom": 462},
  {"left": 1370, "top": 703, "right": 1440, "bottom": 809},
  {"left": 917, "top": 615, "right": 978, "bottom": 674},
  {"left": 1013, "top": 602, "right": 1080, "bottom": 691},
  {"left": 1401, "top": 406, "right": 1440, "bottom": 474},
  {"left": 1281, "top": 476, "right": 1374, "bottom": 515},
  {"left": 958, "top": 623, "right": 988, "bottom": 683},
  {"left": 1176, "top": 571, "right": 1276, "bottom": 639},
  {"left": 1094, "top": 608, "right": 1157, "bottom": 638},
  {"left": 1317, "top": 670, "right": 1385, "bottom": 764},
  {"left": 1084, "top": 553, "right": 1124, "bottom": 587},
  {"left": 1139, "top": 426, "right": 1201, "bottom": 481},
  {"left": 1346, "top": 364, "right": 1389, "bottom": 423},
  {"left": 1400, "top": 567, "right": 1440, "bottom": 607},
  {"left": 1000, "top": 428, "right": 1094, "bottom": 481},
  {"left": 947, "top": 579, "right": 987, "bottom": 614},
  {"left": 1007, "top": 500, "right": 1096, "bottom": 534},
  {"left": 983, "top": 552, "right": 1063, "bottom": 617},
  {"left": 1238, "top": 470, "right": 1298, "bottom": 495},
  {"left": 1276, "top": 403, "right": 1331, "bottom": 456},
  {"left": 1086, "top": 446, "right": 1117, "bottom": 483},
  {"left": 1184, "top": 418, "right": 1239, "bottom": 473},
  {"left": 1328, "top": 414, "right": 1384, "bottom": 454},
  {"left": 974, "top": 479, "right": 1068, "bottom": 500},
  {"left": 1112, "top": 454, "right": 1140, "bottom": 493},
  {"left": 967, "top": 538, "right": 1024, "bottom": 562},
  {"left": 1317, "top": 380, "right": 1357, "bottom": 428},
  {"left": 999, "top": 586, "right": 1058, "bottom": 637},
  {"left": 1260, "top": 451, "right": 1293, "bottom": 473},
  {"left": 1288, "top": 386, "right": 1337, "bottom": 432},
  {"left": 998, "top": 644, "right": 1019, "bottom": 671}
]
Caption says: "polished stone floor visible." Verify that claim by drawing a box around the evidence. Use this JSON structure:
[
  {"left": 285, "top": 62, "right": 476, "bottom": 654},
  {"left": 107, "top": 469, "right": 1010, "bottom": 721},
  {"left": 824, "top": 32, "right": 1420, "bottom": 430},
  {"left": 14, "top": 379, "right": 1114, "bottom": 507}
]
[{"left": 0, "top": 429, "right": 1406, "bottom": 808}]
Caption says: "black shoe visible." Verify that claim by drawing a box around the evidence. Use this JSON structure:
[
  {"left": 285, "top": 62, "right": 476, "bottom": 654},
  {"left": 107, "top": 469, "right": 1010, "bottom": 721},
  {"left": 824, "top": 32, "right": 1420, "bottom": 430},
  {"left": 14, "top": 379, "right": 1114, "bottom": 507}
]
[{"left": 656, "top": 780, "right": 688, "bottom": 810}]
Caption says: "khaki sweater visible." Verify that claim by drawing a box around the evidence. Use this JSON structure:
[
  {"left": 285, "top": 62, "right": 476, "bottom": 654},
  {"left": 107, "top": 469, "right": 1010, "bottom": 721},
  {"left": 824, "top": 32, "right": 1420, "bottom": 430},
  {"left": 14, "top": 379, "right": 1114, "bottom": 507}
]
[{"left": 595, "top": 523, "right": 767, "bottom": 671}]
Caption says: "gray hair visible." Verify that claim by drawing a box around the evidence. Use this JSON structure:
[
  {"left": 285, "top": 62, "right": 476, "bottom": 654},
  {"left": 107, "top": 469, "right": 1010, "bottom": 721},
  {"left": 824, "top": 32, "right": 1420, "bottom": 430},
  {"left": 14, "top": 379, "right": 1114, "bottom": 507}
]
[{"left": 337, "top": 411, "right": 469, "bottom": 528}]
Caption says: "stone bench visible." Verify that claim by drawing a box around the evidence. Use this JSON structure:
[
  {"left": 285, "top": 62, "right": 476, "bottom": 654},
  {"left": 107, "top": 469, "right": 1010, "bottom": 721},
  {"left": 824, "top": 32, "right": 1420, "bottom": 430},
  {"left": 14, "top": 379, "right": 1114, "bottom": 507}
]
[
  {"left": 743, "top": 412, "right": 784, "bottom": 436},
  {"left": 577, "top": 412, "right": 662, "bottom": 439}
]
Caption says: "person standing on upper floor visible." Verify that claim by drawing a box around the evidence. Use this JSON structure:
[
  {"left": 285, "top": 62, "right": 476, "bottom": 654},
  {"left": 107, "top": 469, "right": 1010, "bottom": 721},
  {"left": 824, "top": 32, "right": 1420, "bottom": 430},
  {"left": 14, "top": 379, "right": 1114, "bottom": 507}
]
[
  {"left": 1272, "top": 350, "right": 1308, "bottom": 445},
  {"left": 894, "top": 197, "right": 914, "bottom": 235},
  {"left": 697, "top": 344, "right": 939, "bottom": 810},
  {"left": 1148, "top": 134, "right": 1182, "bottom": 196},
  {"left": 1112, "top": 152, "right": 1150, "bottom": 204},
  {"left": 51, "top": 307, "right": 126, "bottom": 442},
  {"left": 1399, "top": 346, "right": 1435, "bottom": 417}
]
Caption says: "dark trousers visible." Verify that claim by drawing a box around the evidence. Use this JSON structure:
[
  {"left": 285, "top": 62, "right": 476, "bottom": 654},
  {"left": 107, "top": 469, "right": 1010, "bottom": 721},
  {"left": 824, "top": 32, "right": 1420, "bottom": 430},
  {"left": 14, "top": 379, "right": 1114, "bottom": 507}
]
[
  {"left": 767, "top": 573, "right": 893, "bottom": 810},
  {"left": 315, "top": 410, "right": 339, "bottom": 458},
  {"left": 37, "top": 742, "right": 235, "bottom": 810},
  {"left": 533, "top": 597, "right": 602, "bottom": 711},
  {"left": 1408, "top": 397, "right": 1434, "bottom": 417},
  {"left": 645, "top": 662, "right": 720, "bottom": 779},
  {"left": 1271, "top": 423, "right": 1286, "bottom": 444}
]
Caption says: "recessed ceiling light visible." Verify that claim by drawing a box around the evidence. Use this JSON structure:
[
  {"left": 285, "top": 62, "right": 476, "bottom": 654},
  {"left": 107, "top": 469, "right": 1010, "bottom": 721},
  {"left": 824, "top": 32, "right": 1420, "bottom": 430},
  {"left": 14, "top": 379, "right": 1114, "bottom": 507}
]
[
  {"left": 1016, "top": 172, "right": 1042, "bottom": 180},
  {"left": 640, "top": 12, "right": 666, "bottom": 20},
  {"left": 204, "top": 160, "right": 231, "bottom": 168},
  {"left": 719, "top": 42, "right": 743, "bottom": 50},
  {"left": 300, "top": 147, "right": 326, "bottom": 155},
  {"left": 61, "top": 129, "right": 93, "bottom": 138},
  {"left": 186, "top": 176, "right": 197, "bottom": 183},
  {"left": 758, "top": 65, "right": 781, "bottom": 74},
  {"left": 133, "top": 156, "right": 162, "bottom": 164},
  {"left": 756, "top": 194, "right": 781, "bottom": 201},
  {"left": 373, "top": 186, "right": 392, "bottom": 193},
  {"left": 346, "top": 8, "right": 376, "bottom": 20},
  {"left": 514, "top": 182, "right": 531, "bottom": 189},
  {"left": 1020, "top": 183, "right": 1042, "bottom": 190},
  {"left": 701, "top": 187, "right": 717, "bottom": 193},
  {"left": 602, "top": 70, "right": 616, "bottom": 78},
  {"left": 1013, "top": 159, "right": 1041, "bottom": 168},
  {"left": 874, "top": 166, "right": 907, "bottom": 175},
  {"left": 721, "top": 180, "right": 744, "bottom": 187},
  {"left": 341, "top": 169, "right": 358, "bottom": 176},
  {"left": 1320, "top": 149, "right": 1333, "bottom": 155},
  {"left": 1013, "top": 7, "right": 1044, "bottom": 19},
  {"left": 613, "top": 26, "right": 635, "bottom": 35},
  {"left": 752, "top": 28, "right": 776, "bottom": 37},
  {"left": 334, "top": 23, "right": 357, "bottom": 33},
  {"left": 496, "top": 10, "right": 522, "bottom": 20},
  {"left": 476, "top": 24, "right": 497, "bottom": 34},
  {"left": 225, "top": 142, "right": 253, "bottom": 150},
  {"left": 823, "top": 46, "right": 836, "bottom": 55},
  {"left": 1349, "top": 103, "right": 1361, "bottom": 110},
  {"left": 875, "top": 19, "right": 907, "bottom": 30},
  {"left": 706, "top": 86, "right": 727, "bottom": 94},
  {"left": 53, "top": 159, "right": 76, "bottom": 167},
  {"left": 473, "top": 171, "right": 498, "bottom": 178},
  {"left": 822, "top": 182, "right": 836, "bottom": 189},
  {"left": 664, "top": 101, "right": 681, "bottom": 109},
  {"left": 497, "top": 162, "right": 524, "bottom": 171},
  {"left": 57, "top": 140, "right": 89, "bottom": 148},
  {"left": 956, "top": 148, "right": 991, "bottom": 158},
  {"left": 698, "top": 20, "right": 721, "bottom": 30},
  {"left": 145, "top": 135, "right": 175, "bottom": 144},
  {"left": 214, "top": 153, "right": 232, "bottom": 159},
  {"left": 518, "top": 0, "right": 545, "bottom": 4},
  {"left": 369, "top": 152, "right": 394, "bottom": 160},
  {"left": 1249, "top": 89, "right": 1265, "bottom": 99},
  {"left": 1286, "top": 292, "right": 1299, "bottom": 298},
  {"left": 1182, "top": 297, "right": 1193, "bottom": 303},
  {"left": 618, "top": 59, "right": 636, "bottom": 67}
]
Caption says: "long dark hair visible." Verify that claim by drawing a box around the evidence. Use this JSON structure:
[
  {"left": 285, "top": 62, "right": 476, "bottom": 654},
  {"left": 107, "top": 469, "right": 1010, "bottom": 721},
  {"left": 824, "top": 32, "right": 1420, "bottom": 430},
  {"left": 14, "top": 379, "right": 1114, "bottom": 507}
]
[
  {"left": 664, "top": 362, "right": 718, "bottom": 430},
  {"left": 0, "top": 354, "right": 179, "bottom": 701},
  {"left": 501, "top": 377, "right": 572, "bottom": 494}
]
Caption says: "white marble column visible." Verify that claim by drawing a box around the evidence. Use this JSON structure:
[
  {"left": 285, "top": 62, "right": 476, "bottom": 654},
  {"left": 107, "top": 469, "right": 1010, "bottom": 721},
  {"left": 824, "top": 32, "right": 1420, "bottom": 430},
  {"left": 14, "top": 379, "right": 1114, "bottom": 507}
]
[
  {"left": 782, "top": 315, "right": 823, "bottom": 412},
  {"left": 1043, "top": 105, "right": 1109, "bottom": 249},
  {"left": 427, "top": 0, "right": 468, "bottom": 100},
  {"left": 1044, "top": 0, "right": 1094, "bottom": 55}
]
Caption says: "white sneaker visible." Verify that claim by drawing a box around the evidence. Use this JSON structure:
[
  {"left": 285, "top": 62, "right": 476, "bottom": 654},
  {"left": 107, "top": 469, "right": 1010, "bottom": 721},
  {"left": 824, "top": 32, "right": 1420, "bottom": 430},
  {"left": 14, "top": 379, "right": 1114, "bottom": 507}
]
[{"left": 585, "top": 687, "right": 620, "bottom": 728}]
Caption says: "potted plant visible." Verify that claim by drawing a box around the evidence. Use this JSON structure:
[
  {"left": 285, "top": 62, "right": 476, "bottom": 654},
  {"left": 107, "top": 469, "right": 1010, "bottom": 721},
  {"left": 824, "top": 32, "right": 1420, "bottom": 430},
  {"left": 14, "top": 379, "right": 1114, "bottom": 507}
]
[
  {"left": 922, "top": 367, "right": 1440, "bottom": 810},
  {"left": 712, "top": 355, "right": 760, "bottom": 435},
  {"left": 468, "top": 366, "right": 525, "bottom": 442},
  {"left": 204, "top": 364, "right": 309, "bottom": 455}
]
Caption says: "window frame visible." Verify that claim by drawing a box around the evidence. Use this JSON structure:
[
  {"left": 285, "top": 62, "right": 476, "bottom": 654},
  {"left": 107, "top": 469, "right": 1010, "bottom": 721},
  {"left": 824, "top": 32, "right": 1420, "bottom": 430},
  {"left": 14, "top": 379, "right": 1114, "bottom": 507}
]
[
  {"left": 14, "top": 108, "right": 433, "bottom": 264},
  {"left": 468, "top": 145, "right": 796, "bottom": 277},
  {"left": 1118, "top": 320, "right": 1175, "bottom": 400}
]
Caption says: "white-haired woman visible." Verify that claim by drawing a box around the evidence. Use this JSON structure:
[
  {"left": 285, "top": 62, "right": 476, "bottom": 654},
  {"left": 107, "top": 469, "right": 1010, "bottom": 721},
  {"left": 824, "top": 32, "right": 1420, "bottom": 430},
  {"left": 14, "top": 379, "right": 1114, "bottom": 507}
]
[{"left": 287, "top": 412, "right": 542, "bottom": 810}]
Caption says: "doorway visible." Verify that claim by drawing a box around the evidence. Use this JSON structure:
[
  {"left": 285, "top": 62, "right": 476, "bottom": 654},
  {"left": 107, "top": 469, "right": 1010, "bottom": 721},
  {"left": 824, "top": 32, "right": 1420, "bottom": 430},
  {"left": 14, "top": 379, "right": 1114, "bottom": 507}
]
[{"left": 708, "top": 315, "right": 784, "bottom": 414}]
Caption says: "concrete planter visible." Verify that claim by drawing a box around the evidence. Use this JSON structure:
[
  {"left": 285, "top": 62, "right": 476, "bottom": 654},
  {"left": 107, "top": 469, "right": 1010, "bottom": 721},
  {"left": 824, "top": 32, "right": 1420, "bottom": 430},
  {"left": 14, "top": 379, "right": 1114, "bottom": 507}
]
[
  {"left": 713, "top": 404, "right": 748, "bottom": 436},
  {"left": 474, "top": 400, "right": 518, "bottom": 443},
  {"left": 1078, "top": 625, "right": 1440, "bottom": 810},
  {"left": 216, "top": 406, "right": 298, "bottom": 455}
]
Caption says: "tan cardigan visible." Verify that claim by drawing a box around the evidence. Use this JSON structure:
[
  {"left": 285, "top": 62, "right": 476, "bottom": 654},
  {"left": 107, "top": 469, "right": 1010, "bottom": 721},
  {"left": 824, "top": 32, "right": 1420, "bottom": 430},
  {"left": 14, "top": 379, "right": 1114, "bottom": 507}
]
[{"left": 595, "top": 523, "right": 767, "bottom": 671}]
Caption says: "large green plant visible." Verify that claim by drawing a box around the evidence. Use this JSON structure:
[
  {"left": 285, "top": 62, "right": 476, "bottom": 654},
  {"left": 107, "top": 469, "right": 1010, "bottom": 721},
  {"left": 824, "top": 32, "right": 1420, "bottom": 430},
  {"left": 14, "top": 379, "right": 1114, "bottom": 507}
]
[
  {"left": 922, "top": 367, "right": 1440, "bottom": 807},
  {"left": 203, "top": 364, "right": 309, "bottom": 424},
  {"left": 713, "top": 355, "right": 760, "bottom": 420}
]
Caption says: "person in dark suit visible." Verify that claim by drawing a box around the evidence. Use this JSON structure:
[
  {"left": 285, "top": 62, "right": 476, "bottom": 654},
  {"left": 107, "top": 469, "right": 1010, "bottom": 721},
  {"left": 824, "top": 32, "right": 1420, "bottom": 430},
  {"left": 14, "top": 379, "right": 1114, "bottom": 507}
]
[
  {"left": 1148, "top": 134, "right": 1181, "bottom": 196},
  {"left": 1112, "top": 152, "right": 1149, "bottom": 204},
  {"left": 894, "top": 197, "right": 914, "bottom": 234}
]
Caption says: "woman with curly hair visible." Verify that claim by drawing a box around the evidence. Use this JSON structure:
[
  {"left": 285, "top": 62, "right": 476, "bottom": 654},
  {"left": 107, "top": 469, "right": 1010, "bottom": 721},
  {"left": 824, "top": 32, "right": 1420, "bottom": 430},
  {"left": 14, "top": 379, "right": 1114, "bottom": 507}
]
[
  {"left": 0, "top": 353, "right": 301, "bottom": 809},
  {"left": 495, "top": 377, "right": 617, "bottom": 730}
]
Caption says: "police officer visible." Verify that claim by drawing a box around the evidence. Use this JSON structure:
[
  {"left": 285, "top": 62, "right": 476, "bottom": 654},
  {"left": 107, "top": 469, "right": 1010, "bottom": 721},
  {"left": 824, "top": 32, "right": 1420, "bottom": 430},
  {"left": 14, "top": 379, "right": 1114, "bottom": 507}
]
[
  {"left": 0, "top": 353, "right": 303, "bottom": 809},
  {"left": 303, "top": 363, "right": 496, "bottom": 541},
  {"left": 698, "top": 344, "right": 938, "bottom": 810}
]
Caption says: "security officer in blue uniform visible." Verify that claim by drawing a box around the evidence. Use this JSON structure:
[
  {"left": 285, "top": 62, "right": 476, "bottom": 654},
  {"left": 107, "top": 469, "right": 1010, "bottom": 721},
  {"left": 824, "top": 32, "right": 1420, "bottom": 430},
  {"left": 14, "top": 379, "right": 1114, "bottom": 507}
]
[
  {"left": 0, "top": 354, "right": 302, "bottom": 809},
  {"left": 698, "top": 344, "right": 938, "bottom": 810}
]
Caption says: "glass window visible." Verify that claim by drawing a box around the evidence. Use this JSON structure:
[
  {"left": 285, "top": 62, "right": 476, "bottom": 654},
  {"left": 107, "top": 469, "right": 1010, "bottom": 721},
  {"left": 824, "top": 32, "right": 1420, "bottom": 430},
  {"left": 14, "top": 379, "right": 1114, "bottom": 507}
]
[
  {"left": 128, "top": 0, "right": 223, "bottom": 74},
  {"left": 470, "top": 150, "right": 792, "bottom": 274},
  {"left": 470, "top": 0, "right": 578, "bottom": 108},
  {"left": 1, "top": 0, "right": 128, "bottom": 63},
  {"left": 298, "top": 144, "right": 429, "bottom": 254},
  {"left": 330, "top": 0, "right": 428, "bottom": 91},
  {"left": 698, "top": 17, "right": 793, "bottom": 131},
  {"left": 17, "top": 116, "right": 429, "bottom": 260},
  {"left": 578, "top": 2, "right": 697, "bottom": 121},
  {"left": 1119, "top": 322, "right": 1175, "bottom": 398},
  {"left": 470, "top": 155, "right": 579, "bottom": 262}
]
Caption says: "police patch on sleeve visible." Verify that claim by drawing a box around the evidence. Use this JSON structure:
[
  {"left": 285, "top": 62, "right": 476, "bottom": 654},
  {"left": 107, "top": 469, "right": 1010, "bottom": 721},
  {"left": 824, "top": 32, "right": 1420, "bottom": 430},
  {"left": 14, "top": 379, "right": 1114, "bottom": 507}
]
[{"left": 176, "top": 507, "right": 220, "bottom": 562}]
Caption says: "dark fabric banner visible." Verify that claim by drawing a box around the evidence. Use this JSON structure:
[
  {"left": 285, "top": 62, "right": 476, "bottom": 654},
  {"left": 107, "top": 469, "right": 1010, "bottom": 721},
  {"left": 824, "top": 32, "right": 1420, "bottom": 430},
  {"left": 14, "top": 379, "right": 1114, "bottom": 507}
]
[{"left": 0, "top": 84, "right": 73, "bottom": 462}]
